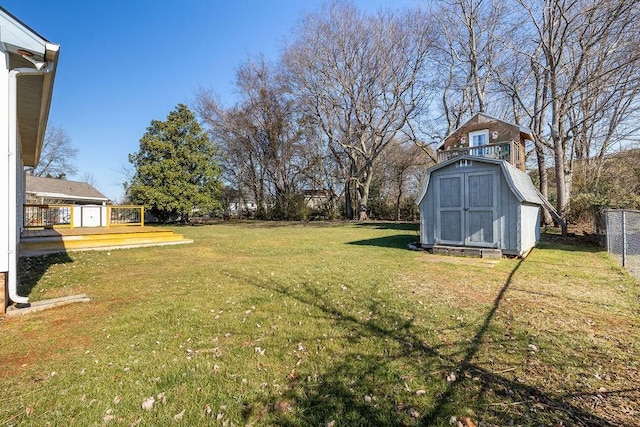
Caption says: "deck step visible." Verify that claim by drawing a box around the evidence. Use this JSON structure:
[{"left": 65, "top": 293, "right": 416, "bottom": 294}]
[{"left": 20, "top": 228, "right": 192, "bottom": 257}]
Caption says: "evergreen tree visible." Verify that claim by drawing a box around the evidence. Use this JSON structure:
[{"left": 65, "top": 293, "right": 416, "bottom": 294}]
[{"left": 128, "top": 104, "right": 222, "bottom": 223}]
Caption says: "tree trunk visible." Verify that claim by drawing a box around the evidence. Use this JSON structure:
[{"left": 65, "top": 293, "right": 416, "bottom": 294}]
[
  {"left": 534, "top": 139, "right": 553, "bottom": 226},
  {"left": 357, "top": 184, "right": 368, "bottom": 221},
  {"left": 553, "top": 142, "right": 569, "bottom": 235},
  {"left": 395, "top": 192, "right": 402, "bottom": 221},
  {"left": 344, "top": 178, "right": 354, "bottom": 220},
  {"left": 357, "top": 162, "right": 376, "bottom": 222}
]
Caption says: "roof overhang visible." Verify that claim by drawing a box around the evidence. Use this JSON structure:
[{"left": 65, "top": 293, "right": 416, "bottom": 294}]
[
  {"left": 1, "top": 7, "right": 60, "bottom": 167},
  {"left": 25, "top": 190, "right": 109, "bottom": 203}
]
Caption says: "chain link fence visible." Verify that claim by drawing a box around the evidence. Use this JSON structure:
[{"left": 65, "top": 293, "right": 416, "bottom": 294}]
[{"left": 605, "top": 209, "right": 640, "bottom": 279}]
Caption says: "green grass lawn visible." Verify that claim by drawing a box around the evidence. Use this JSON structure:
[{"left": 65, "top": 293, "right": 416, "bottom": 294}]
[{"left": 3, "top": 222, "right": 639, "bottom": 426}]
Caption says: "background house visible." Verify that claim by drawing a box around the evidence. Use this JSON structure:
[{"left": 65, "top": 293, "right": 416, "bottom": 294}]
[
  {"left": 1, "top": 7, "right": 59, "bottom": 310},
  {"left": 417, "top": 114, "right": 543, "bottom": 257},
  {"left": 302, "top": 189, "right": 336, "bottom": 217},
  {"left": 437, "top": 112, "right": 529, "bottom": 172},
  {"left": 25, "top": 176, "right": 110, "bottom": 228},
  {"left": 26, "top": 175, "right": 108, "bottom": 205}
]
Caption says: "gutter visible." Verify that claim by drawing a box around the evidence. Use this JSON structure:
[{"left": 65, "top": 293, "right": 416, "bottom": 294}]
[{"left": 7, "top": 62, "right": 55, "bottom": 306}]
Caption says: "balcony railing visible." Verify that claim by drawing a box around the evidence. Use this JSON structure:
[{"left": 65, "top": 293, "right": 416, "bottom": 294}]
[
  {"left": 23, "top": 204, "right": 73, "bottom": 229},
  {"left": 437, "top": 140, "right": 523, "bottom": 169}
]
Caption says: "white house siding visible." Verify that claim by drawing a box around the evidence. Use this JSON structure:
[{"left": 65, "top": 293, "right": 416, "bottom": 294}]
[{"left": 0, "top": 49, "right": 9, "bottom": 273}]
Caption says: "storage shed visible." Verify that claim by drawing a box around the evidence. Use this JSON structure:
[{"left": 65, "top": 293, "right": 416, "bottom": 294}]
[{"left": 416, "top": 155, "right": 543, "bottom": 257}]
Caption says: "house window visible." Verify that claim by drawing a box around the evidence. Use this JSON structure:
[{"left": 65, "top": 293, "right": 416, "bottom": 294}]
[{"left": 469, "top": 130, "right": 489, "bottom": 147}]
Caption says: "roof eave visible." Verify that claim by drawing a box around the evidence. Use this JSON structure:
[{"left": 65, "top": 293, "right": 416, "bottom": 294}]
[
  {"left": 27, "top": 42, "right": 60, "bottom": 167},
  {"left": 2, "top": 7, "right": 60, "bottom": 167},
  {"left": 26, "top": 190, "right": 108, "bottom": 202}
]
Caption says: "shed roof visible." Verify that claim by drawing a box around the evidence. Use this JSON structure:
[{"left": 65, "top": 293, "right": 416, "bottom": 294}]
[
  {"left": 415, "top": 155, "right": 543, "bottom": 206},
  {"left": 1, "top": 6, "right": 59, "bottom": 167},
  {"left": 26, "top": 175, "right": 109, "bottom": 203}
]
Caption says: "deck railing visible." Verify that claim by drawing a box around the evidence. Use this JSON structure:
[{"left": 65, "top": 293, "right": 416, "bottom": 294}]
[
  {"left": 437, "top": 140, "right": 523, "bottom": 169},
  {"left": 23, "top": 204, "right": 145, "bottom": 229},
  {"left": 107, "top": 205, "right": 144, "bottom": 227},
  {"left": 23, "top": 204, "right": 73, "bottom": 229}
]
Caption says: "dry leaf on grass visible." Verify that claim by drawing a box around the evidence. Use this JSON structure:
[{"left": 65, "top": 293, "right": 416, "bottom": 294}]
[
  {"left": 458, "top": 416, "right": 477, "bottom": 427},
  {"left": 141, "top": 397, "right": 154, "bottom": 410},
  {"left": 274, "top": 401, "right": 293, "bottom": 413}
]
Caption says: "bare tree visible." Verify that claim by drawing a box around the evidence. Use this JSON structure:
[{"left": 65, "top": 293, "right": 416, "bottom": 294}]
[
  {"left": 512, "top": 0, "right": 640, "bottom": 233},
  {"left": 25, "top": 125, "right": 78, "bottom": 178},
  {"left": 283, "top": 1, "right": 435, "bottom": 220},
  {"left": 428, "top": 0, "right": 511, "bottom": 137},
  {"left": 79, "top": 172, "right": 99, "bottom": 189},
  {"left": 197, "top": 57, "right": 312, "bottom": 219},
  {"left": 566, "top": 2, "right": 640, "bottom": 188},
  {"left": 490, "top": 6, "right": 556, "bottom": 224},
  {"left": 197, "top": 88, "right": 269, "bottom": 218},
  {"left": 377, "top": 139, "right": 433, "bottom": 220}
]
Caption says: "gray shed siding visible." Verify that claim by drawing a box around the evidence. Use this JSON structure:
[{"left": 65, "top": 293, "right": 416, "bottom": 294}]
[
  {"left": 417, "top": 157, "right": 541, "bottom": 256},
  {"left": 500, "top": 174, "right": 520, "bottom": 252},
  {"left": 518, "top": 204, "right": 541, "bottom": 255}
]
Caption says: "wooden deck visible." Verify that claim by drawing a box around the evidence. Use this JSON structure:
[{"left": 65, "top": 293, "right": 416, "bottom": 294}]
[
  {"left": 22, "top": 225, "right": 169, "bottom": 238},
  {"left": 20, "top": 226, "right": 193, "bottom": 257}
]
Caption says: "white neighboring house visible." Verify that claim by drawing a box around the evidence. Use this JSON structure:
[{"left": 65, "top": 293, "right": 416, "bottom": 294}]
[
  {"left": 1, "top": 7, "right": 59, "bottom": 309},
  {"left": 228, "top": 200, "right": 258, "bottom": 218}
]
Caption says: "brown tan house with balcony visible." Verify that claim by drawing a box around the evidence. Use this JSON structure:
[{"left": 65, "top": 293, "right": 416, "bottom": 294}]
[{"left": 437, "top": 112, "right": 530, "bottom": 172}]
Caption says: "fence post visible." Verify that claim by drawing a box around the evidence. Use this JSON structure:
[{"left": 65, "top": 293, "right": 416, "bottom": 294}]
[
  {"left": 606, "top": 210, "right": 610, "bottom": 254},
  {"left": 621, "top": 210, "right": 627, "bottom": 267}
]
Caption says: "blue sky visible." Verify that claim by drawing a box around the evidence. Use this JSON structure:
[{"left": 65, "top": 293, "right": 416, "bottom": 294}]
[{"left": 4, "top": 0, "right": 417, "bottom": 201}]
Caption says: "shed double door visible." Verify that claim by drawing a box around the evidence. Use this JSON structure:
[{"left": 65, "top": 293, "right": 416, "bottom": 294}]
[{"left": 436, "top": 171, "right": 498, "bottom": 247}]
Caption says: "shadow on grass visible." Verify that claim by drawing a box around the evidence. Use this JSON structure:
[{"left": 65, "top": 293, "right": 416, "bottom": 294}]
[
  {"left": 348, "top": 234, "right": 418, "bottom": 250},
  {"left": 240, "top": 258, "right": 620, "bottom": 426},
  {"left": 17, "top": 252, "right": 74, "bottom": 297},
  {"left": 355, "top": 221, "right": 420, "bottom": 231},
  {"left": 539, "top": 234, "right": 606, "bottom": 253}
]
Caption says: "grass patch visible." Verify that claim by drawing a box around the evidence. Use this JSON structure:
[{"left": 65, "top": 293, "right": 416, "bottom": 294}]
[{"left": 2, "top": 222, "right": 638, "bottom": 426}]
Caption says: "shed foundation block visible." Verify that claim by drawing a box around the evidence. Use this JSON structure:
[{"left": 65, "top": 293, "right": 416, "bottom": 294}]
[{"left": 433, "top": 245, "right": 502, "bottom": 259}]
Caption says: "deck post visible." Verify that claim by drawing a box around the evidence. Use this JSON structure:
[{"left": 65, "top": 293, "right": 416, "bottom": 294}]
[{"left": 1, "top": 272, "right": 7, "bottom": 314}]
